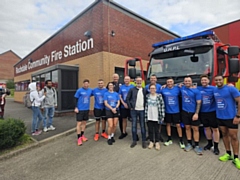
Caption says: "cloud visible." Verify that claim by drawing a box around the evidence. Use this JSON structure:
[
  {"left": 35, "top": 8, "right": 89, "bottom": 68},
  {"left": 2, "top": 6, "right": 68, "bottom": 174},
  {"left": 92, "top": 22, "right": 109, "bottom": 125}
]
[{"left": 0, "top": 0, "right": 239, "bottom": 58}]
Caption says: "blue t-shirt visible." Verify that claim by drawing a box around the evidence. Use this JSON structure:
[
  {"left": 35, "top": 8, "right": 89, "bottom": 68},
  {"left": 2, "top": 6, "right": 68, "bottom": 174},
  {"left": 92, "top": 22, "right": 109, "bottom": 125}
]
[
  {"left": 198, "top": 86, "right": 216, "bottom": 113},
  {"left": 180, "top": 86, "right": 201, "bottom": 113},
  {"left": 92, "top": 87, "right": 108, "bottom": 110},
  {"left": 103, "top": 91, "right": 120, "bottom": 110},
  {"left": 161, "top": 86, "right": 180, "bottom": 113},
  {"left": 145, "top": 83, "right": 161, "bottom": 94},
  {"left": 119, "top": 84, "right": 134, "bottom": 109},
  {"left": 213, "top": 85, "right": 240, "bottom": 119},
  {"left": 74, "top": 88, "right": 92, "bottom": 110}
]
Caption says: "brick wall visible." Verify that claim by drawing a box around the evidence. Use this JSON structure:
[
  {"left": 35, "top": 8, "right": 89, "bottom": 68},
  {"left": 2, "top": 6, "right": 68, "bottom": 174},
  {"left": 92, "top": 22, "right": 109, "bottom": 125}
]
[{"left": 0, "top": 51, "right": 20, "bottom": 80}]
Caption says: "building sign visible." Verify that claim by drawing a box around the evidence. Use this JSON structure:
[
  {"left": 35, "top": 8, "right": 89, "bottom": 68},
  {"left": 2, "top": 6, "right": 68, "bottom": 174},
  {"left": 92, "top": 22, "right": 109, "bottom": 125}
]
[{"left": 15, "top": 38, "right": 94, "bottom": 74}]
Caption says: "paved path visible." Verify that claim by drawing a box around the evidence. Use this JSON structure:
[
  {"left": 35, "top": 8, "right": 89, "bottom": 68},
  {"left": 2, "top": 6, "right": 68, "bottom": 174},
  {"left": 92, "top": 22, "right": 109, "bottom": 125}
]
[{"left": 1, "top": 98, "right": 240, "bottom": 180}]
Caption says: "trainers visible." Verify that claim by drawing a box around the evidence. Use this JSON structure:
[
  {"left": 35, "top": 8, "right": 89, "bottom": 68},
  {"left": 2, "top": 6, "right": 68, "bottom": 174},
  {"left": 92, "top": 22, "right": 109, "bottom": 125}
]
[
  {"left": 118, "top": 133, "right": 128, "bottom": 139},
  {"left": 232, "top": 158, "right": 240, "bottom": 169},
  {"left": 184, "top": 143, "right": 193, "bottom": 152},
  {"left": 219, "top": 153, "right": 233, "bottom": 162},
  {"left": 204, "top": 143, "right": 213, "bottom": 150},
  {"left": 32, "top": 132, "right": 37, "bottom": 136},
  {"left": 111, "top": 137, "right": 115, "bottom": 143},
  {"left": 142, "top": 141, "right": 147, "bottom": 149},
  {"left": 94, "top": 134, "right": 99, "bottom": 141},
  {"left": 148, "top": 141, "right": 154, "bottom": 149},
  {"left": 77, "top": 137, "right": 82, "bottom": 146},
  {"left": 107, "top": 139, "right": 113, "bottom": 145},
  {"left": 43, "top": 127, "right": 48, "bottom": 132},
  {"left": 179, "top": 142, "right": 185, "bottom": 149},
  {"left": 164, "top": 140, "right": 173, "bottom": 146},
  {"left": 155, "top": 142, "right": 160, "bottom": 151},
  {"left": 101, "top": 132, "right": 108, "bottom": 139},
  {"left": 130, "top": 141, "right": 137, "bottom": 148},
  {"left": 194, "top": 146, "right": 203, "bottom": 155},
  {"left": 81, "top": 135, "right": 88, "bottom": 142},
  {"left": 48, "top": 125, "right": 56, "bottom": 131},
  {"left": 213, "top": 148, "right": 220, "bottom": 155},
  {"left": 35, "top": 130, "right": 42, "bottom": 135}
]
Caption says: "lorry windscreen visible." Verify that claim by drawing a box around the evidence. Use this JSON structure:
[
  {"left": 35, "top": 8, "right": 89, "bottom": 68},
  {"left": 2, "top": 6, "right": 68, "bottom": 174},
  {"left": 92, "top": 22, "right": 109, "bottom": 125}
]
[{"left": 147, "top": 46, "right": 213, "bottom": 79}]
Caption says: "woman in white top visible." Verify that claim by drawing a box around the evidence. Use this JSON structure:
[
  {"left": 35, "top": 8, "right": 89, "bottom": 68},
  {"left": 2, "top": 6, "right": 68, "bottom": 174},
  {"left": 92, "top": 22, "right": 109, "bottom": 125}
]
[{"left": 145, "top": 84, "right": 165, "bottom": 150}]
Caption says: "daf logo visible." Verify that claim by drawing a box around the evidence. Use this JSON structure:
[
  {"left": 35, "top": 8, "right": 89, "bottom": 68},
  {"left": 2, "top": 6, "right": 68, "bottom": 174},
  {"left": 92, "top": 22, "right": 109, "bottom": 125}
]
[{"left": 163, "top": 46, "right": 180, "bottom": 52}]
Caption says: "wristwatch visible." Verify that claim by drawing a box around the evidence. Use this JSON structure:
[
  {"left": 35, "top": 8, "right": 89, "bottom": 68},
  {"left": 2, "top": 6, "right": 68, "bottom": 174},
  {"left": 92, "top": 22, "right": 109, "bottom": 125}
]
[{"left": 236, "top": 115, "right": 240, "bottom": 118}]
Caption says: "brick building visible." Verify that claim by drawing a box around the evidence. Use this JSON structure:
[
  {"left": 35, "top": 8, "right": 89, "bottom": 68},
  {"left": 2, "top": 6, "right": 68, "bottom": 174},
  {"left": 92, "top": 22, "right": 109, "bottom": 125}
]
[
  {"left": 13, "top": 0, "right": 178, "bottom": 113},
  {"left": 0, "top": 50, "right": 21, "bottom": 87}
]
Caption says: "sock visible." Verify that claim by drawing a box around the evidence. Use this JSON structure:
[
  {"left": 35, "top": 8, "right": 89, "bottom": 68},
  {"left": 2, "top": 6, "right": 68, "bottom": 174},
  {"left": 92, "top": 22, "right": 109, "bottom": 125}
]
[
  {"left": 102, "top": 130, "right": 105, "bottom": 133},
  {"left": 108, "top": 135, "right": 111, "bottom": 139},
  {"left": 214, "top": 142, "right": 218, "bottom": 149},
  {"left": 195, "top": 142, "right": 199, "bottom": 146},
  {"left": 234, "top": 155, "right": 238, "bottom": 159},
  {"left": 81, "top": 131, "right": 84, "bottom": 136},
  {"left": 111, "top": 133, "right": 114, "bottom": 137},
  {"left": 227, "top": 151, "right": 231, "bottom": 156},
  {"left": 77, "top": 134, "right": 81, "bottom": 139},
  {"left": 179, "top": 137, "right": 183, "bottom": 143},
  {"left": 167, "top": 136, "right": 172, "bottom": 141},
  {"left": 207, "top": 139, "right": 213, "bottom": 146},
  {"left": 188, "top": 140, "right": 192, "bottom": 145}
]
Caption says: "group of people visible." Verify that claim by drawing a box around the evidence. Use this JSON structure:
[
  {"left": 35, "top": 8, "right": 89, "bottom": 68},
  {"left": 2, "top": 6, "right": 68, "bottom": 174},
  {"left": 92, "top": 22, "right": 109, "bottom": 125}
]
[
  {"left": 74, "top": 73, "right": 240, "bottom": 170},
  {"left": 28, "top": 80, "right": 58, "bottom": 135}
]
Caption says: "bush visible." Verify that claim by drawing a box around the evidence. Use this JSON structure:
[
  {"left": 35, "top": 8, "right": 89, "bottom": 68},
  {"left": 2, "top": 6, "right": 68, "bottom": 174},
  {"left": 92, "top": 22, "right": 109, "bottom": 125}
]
[
  {"left": 10, "top": 89, "right": 14, "bottom": 97},
  {"left": 6, "top": 79, "right": 15, "bottom": 89},
  {"left": 0, "top": 118, "right": 26, "bottom": 150}
]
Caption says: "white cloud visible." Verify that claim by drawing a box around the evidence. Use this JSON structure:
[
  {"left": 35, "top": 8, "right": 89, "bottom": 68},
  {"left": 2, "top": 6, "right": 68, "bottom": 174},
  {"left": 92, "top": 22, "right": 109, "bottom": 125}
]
[{"left": 0, "top": 0, "right": 239, "bottom": 58}]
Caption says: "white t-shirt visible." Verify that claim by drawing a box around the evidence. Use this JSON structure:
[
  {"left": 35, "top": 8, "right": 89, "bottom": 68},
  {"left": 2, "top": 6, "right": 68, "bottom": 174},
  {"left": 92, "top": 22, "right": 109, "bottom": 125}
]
[
  {"left": 135, "top": 88, "right": 144, "bottom": 110},
  {"left": 147, "top": 94, "right": 158, "bottom": 121}
]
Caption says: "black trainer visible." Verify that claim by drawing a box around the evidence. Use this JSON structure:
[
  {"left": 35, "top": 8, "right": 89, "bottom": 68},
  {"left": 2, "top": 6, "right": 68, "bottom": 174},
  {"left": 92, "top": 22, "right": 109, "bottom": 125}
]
[
  {"left": 107, "top": 139, "right": 113, "bottom": 145},
  {"left": 118, "top": 133, "right": 128, "bottom": 139},
  {"left": 204, "top": 143, "right": 213, "bottom": 150},
  {"left": 142, "top": 141, "right": 147, "bottom": 149},
  {"left": 213, "top": 148, "right": 220, "bottom": 155},
  {"left": 130, "top": 141, "right": 137, "bottom": 148},
  {"left": 111, "top": 137, "right": 115, "bottom": 143}
]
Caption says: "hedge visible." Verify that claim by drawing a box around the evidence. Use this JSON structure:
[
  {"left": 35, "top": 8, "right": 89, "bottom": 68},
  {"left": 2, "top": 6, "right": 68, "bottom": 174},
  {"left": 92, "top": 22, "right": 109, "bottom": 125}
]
[{"left": 0, "top": 118, "right": 26, "bottom": 150}]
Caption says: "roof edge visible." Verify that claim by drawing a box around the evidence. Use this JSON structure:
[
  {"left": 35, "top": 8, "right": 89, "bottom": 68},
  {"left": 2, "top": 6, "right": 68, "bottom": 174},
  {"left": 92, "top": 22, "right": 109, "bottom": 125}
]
[{"left": 0, "top": 50, "right": 21, "bottom": 59}]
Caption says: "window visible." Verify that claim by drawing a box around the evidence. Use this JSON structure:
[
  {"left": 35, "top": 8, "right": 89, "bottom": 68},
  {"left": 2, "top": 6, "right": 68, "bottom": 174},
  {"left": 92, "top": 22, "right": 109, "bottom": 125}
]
[
  {"left": 217, "top": 53, "right": 226, "bottom": 75},
  {"left": 15, "top": 80, "right": 30, "bottom": 91}
]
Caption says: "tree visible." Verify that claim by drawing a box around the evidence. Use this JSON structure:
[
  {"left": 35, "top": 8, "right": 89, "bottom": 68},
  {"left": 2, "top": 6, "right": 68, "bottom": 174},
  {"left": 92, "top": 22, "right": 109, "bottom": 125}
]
[{"left": 6, "top": 79, "right": 15, "bottom": 89}]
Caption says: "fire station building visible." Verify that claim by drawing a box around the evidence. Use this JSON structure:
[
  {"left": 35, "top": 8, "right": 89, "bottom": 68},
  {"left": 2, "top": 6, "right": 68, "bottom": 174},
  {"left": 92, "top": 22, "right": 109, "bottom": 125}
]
[{"left": 13, "top": 0, "right": 178, "bottom": 113}]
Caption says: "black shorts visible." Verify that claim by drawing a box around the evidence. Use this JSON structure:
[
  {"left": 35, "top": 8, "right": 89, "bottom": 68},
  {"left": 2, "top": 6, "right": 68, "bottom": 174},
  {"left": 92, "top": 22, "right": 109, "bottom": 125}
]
[
  {"left": 94, "top": 108, "right": 106, "bottom": 120},
  {"left": 217, "top": 118, "right": 239, "bottom": 129},
  {"left": 164, "top": 113, "right": 181, "bottom": 124},
  {"left": 181, "top": 110, "right": 201, "bottom": 126},
  {"left": 76, "top": 110, "right": 89, "bottom": 121},
  {"left": 106, "top": 110, "right": 120, "bottom": 119},
  {"left": 120, "top": 108, "right": 131, "bottom": 118},
  {"left": 200, "top": 111, "right": 218, "bottom": 128}
]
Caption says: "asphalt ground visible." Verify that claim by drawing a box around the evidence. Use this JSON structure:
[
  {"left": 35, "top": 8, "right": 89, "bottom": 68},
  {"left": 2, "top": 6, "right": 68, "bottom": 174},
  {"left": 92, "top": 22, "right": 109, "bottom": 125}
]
[{"left": 0, "top": 98, "right": 240, "bottom": 180}]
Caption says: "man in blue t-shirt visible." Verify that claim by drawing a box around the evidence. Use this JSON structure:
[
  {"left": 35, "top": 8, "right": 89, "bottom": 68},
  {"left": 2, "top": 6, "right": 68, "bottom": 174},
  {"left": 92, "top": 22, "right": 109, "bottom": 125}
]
[
  {"left": 181, "top": 76, "right": 202, "bottom": 155},
  {"left": 197, "top": 75, "right": 220, "bottom": 155},
  {"left": 118, "top": 76, "right": 134, "bottom": 139},
  {"left": 92, "top": 79, "right": 108, "bottom": 141},
  {"left": 161, "top": 77, "right": 185, "bottom": 149},
  {"left": 145, "top": 74, "right": 163, "bottom": 142},
  {"left": 213, "top": 75, "right": 240, "bottom": 169},
  {"left": 74, "top": 79, "right": 92, "bottom": 146}
]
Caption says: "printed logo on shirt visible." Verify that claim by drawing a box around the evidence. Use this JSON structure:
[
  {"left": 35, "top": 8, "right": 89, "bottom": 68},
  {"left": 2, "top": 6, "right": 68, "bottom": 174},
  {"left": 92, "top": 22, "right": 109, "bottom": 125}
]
[
  {"left": 83, "top": 95, "right": 89, "bottom": 104},
  {"left": 183, "top": 95, "right": 191, "bottom": 103},
  {"left": 202, "top": 95, "right": 211, "bottom": 105},
  {"left": 167, "top": 96, "right": 176, "bottom": 106},
  {"left": 216, "top": 98, "right": 227, "bottom": 110}
]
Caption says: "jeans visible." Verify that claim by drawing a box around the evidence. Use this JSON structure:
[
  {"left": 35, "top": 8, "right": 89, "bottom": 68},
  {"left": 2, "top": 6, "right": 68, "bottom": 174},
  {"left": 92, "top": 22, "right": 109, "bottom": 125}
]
[
  {"left": 130, "top": 110, "right": 146, "bottom": 141},
  {"left": 43, "top": 107, "right": 55, "bottom": 128},
  {"left": 32, "top": 106, "right": 43, "bottom": 132},
  {"left": 147, "top": 121, "right": 159, "bottom": 142}
]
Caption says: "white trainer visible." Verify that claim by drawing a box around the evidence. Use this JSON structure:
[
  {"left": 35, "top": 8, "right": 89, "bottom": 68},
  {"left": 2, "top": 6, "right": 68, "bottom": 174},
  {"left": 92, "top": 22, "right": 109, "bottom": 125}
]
[
  {"left": 48, "top": 125, "right": 56, "bottom": 131},
  {"left": 43, "top": 127, "right": 48, "bottom": 132}
]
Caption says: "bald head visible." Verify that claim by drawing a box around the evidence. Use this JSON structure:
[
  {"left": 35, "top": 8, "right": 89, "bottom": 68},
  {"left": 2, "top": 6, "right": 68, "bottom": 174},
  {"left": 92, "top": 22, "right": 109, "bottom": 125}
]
[
  {"left": 124, "top": 76, "right": 130, "bottom": 85},
  {"left": 112, "top": 73, "right": 119, "bottom": 83}
]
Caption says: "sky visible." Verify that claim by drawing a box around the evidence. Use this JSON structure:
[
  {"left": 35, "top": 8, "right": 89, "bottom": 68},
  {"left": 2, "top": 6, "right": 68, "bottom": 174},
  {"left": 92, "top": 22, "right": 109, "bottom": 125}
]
[{"left": 0, "top": 0, "right": 240, "bottom": 58}]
